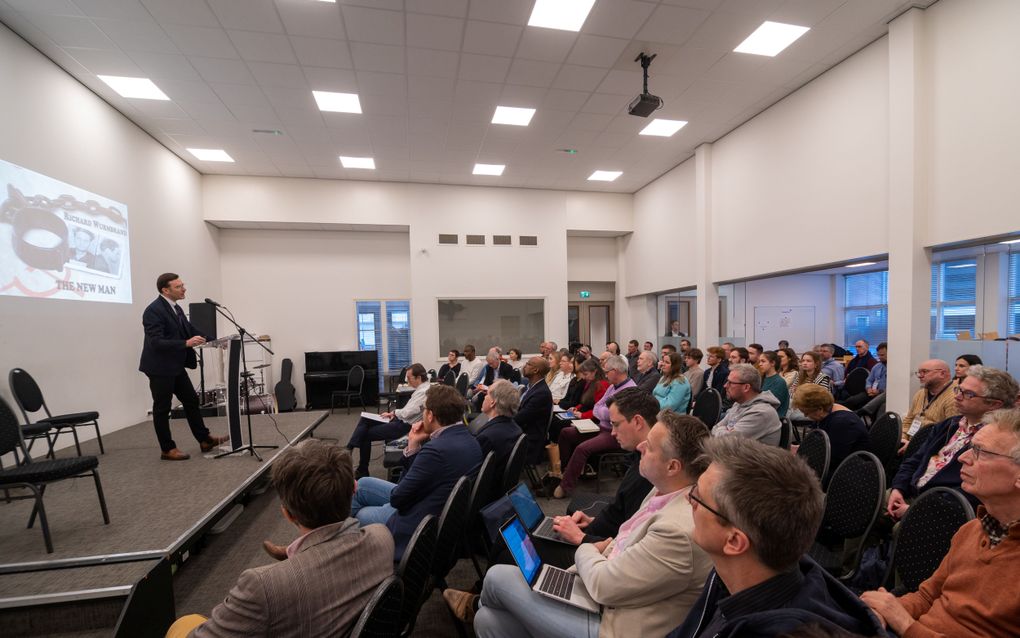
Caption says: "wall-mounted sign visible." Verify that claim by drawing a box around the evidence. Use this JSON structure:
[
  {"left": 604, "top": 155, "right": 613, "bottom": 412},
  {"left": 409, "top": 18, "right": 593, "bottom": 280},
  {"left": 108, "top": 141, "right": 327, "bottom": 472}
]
[{"left": 579, "top": 290, "right": 591, "bottom": 298}]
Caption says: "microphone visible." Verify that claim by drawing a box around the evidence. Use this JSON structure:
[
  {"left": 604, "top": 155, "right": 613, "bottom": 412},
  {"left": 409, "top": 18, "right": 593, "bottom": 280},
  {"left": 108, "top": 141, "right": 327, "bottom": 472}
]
[{"left": 204, "top": 297, "right": 223, "bottom": 307}]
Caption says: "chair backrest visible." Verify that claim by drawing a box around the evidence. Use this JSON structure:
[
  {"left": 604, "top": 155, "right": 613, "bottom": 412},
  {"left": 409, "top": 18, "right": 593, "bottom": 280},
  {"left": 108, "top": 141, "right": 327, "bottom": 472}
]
[
  {"left": 0, "top": 396, "right": 27, "bottom": 458},
  {"left": 691, "top": 388, "right": 721, "bottom": 427},
  {"left": 510, "top": 369, "right": 522, "bottom": 384},
  {"left": 432, "top": 475, "right": 473, "bottom": 581},
  {"left": 901, "top": 421, "right": 935, "bottom": 461},
  {"left": 9, "top": 368, "right": 48, "bottom": 420},
  {"left": 396, "top": 515, "right": 438, "bottom": 636},
  {"left": 348, "top": 575, "right": 403, "bottom": 638},
  {"left": 502, "top": 433, "right": 528, "bottom": 493},
  {"left": 427, "top": 368, "right": 436, "bottom": 383},
  {"left": 468, "top": 452, "right": 501, "bottom": 521},
  {"left": 455, "top": 373, "right": 469, "bottom": 397},
  {"left": 821, "top": 451, "right": 885, "bottom": 540},
  {"left": 778, "top": 417, "right": 792, "bottom": 450},
  {"left": 347, "top": 365, "right": 365, "bottom": 391},
  {"left": 844, "top": 367, "right": 869, "bottom": 396},
  {"left": 884, "top": 487, "right": 975, "bottom": 593},
  {"left": 797, "top": 429, "right": 831, "bottom": 482},
  {"left": 393, "top": 366, "right": 408, "bottom": 391},
  {"left": 443, "top": 370, "right": 456, "bottom": 386},
  {"left": 868, "top": 411, "right": 902, "bottom": 478}
]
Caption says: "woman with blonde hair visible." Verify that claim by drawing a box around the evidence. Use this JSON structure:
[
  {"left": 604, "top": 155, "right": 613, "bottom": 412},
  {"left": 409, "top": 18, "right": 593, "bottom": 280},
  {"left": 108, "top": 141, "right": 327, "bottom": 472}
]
[{"left": 791, "top": 350, "right": 832, "bottom": 395}]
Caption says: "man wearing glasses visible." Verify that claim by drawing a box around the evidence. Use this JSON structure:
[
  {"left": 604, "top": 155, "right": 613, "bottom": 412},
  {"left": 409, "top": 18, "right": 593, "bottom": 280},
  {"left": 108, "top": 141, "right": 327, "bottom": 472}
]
[
  {"left": 862, "top": 407, "right": 1020, "bottom": 637},
  {"left": 887, "top": 366, "right": 1019, "bottom": 518},
  {"left": 900, "top": 359, "right": 957, "bottom": 443},
  {"left": 710, "top": 364, "right": 781, "bottom": 446},
  {"left": 666, "top": 437, "right": 884, "bottom": 637}
]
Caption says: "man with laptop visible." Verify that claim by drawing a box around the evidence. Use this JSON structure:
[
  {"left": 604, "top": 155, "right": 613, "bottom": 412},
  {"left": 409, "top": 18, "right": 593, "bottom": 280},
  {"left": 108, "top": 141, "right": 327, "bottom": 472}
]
[{"left": 446, "top": 409, "right": 713, "bottom": 637}]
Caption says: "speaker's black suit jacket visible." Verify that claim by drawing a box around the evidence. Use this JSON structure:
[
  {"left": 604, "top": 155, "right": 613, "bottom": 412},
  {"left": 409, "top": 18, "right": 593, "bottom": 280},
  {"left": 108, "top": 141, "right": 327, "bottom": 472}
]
[{"left": 139, "top": 297, "right": 199, "bottom": 377}]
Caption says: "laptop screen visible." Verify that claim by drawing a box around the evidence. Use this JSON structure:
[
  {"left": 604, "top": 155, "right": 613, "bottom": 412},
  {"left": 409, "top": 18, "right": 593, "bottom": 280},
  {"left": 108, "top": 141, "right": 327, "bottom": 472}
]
[
  {"left": 499, "top": 516, "right": 542, "bottom": 586},
  {"left": 508, "top": 482, "right": 544, "bottom": 530}
]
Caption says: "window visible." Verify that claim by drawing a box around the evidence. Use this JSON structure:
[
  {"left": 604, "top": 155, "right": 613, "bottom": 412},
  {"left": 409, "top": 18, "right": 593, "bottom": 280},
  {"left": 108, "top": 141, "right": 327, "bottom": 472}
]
[
  {"left": 844, "top": 271, "right": 888, "bottom": 349},
  {"left": 931, "top": 259, "right": 977, "bottom": 339},
  {"left": 356, "top": 300, "right": 411, "bottom": 391},
  {"left": 1009, "top": 253, "right": 1020, "bottom": 336}
]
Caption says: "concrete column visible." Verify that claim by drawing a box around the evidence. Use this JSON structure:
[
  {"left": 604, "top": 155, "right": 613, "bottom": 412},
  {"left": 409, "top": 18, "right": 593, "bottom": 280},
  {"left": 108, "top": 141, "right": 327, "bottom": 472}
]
[
  {"left": 886, "top": 7, "right": 932, "bottom": 415},
  {"left": 695, "top": 143, "right": 719, "bottom": 349}
]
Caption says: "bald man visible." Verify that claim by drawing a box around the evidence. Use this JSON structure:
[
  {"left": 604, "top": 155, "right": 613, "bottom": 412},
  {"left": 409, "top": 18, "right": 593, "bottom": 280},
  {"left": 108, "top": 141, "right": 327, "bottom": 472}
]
[{"left": 901, "top": 359, "right": 958, "bottom": 442}]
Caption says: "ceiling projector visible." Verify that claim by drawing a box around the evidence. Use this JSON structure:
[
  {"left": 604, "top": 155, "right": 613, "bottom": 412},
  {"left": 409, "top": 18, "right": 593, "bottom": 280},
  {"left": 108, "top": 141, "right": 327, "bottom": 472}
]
[{"left": 628, "top": 52, "right": 662, "bottom": 118}]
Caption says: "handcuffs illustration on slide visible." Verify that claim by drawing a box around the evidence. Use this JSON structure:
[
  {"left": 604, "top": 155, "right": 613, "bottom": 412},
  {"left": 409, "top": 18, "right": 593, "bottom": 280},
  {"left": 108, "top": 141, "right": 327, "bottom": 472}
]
[{"left": 1, "top": 183, "right": 126, "bottom": 271}]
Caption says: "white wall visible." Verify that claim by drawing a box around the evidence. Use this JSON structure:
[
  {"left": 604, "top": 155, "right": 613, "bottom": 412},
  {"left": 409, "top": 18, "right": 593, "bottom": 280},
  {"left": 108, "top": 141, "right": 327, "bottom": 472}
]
[
  {"left": 218, "top": 229, "right": 410, "bottom": 407},
  {"left": 567, "top": 236, "right": 619, "bottom": 282},
  {"left": 0, "top": 24, "right": 216, "bottom": 443},
  {"left": 744, "top": 275, "right": 837, "bottom": 352}
]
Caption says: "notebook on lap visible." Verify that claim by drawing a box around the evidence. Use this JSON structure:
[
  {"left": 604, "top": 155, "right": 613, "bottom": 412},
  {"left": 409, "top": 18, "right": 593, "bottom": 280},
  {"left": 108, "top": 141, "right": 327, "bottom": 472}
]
[
  {"left": 499, "top": 515, "right": 600, "bottom": 613},
  {"left": 507, "top": 482, "right": 572, "bottom": 545}
]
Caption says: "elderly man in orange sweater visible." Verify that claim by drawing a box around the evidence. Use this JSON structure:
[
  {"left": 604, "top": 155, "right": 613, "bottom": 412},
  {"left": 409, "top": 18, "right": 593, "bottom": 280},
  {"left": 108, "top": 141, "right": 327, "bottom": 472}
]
[{"left": 861, "top": 406, "right": 1020, "bottom": 637}]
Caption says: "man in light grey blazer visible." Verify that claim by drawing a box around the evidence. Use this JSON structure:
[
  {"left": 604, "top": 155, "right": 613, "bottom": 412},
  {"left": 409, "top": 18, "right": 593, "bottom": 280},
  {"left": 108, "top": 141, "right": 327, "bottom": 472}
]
[{"left": 166, "top": 440, "right": 394, "bottom": 638}]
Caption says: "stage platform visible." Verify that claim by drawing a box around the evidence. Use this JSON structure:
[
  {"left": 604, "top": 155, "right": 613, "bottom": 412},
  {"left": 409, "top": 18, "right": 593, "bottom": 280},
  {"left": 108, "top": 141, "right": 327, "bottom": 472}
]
[{"left": 0, "top": 410, "right": 326, "bottom": 600}]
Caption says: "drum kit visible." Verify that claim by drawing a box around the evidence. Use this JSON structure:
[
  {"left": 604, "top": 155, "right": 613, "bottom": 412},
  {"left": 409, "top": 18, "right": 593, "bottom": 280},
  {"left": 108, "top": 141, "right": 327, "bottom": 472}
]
[{"left": 201, "top": 363, "right": 275, "bottom": 414}]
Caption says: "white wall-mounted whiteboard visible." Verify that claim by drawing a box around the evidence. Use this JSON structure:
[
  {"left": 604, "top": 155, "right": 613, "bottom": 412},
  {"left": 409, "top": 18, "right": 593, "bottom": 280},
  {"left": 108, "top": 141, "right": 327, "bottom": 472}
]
[{"left": 754, "top": 306, "right": 815, "bottom": 352}]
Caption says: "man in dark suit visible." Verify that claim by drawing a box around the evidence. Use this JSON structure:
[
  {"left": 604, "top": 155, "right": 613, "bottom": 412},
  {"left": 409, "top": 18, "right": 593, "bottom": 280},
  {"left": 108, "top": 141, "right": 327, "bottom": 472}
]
[
  {"left": 139, "top": 273, "right": 226, "bottom": 461},
  {"left": 514, "top": 356, "right": 553, "bottom": 464},
  {"left": 470, "top": 348, "right": 515, "bottom": 411},
  {"left": 349, "top": 384, "right": 483, "bottom": 561},
  {"left": 474, "top": 379, "right": 523, "bottom": 467}
]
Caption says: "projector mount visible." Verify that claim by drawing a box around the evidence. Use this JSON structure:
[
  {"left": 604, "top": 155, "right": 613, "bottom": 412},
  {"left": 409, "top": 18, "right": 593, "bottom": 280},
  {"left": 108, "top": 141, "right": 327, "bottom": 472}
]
[{"left": 628, "top": 52, "right": 663, "bottom": 117}]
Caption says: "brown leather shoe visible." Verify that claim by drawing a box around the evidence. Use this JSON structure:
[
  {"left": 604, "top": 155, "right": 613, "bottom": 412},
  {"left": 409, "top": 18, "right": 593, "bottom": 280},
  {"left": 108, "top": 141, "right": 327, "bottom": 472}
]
[
  {"left": 443, "top": 589, "right": 478, "bottom": 624},
  {"left": 160, "top": 448, "right": 191, "bottom": 461},
  {"left": 200, "top": 434, "right": 229, "bottom": 453},
  {"left": 262, "top": 540, "right": 288, "bottom": 561}
]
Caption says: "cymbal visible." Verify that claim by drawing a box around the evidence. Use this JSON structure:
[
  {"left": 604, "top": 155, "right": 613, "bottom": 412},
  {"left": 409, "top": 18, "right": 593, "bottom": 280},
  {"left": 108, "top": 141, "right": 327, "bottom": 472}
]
[
  {"left": 252, "top": 363, "right": 271, "bottom": 370},
  {"left": 240, "top": 371, "right": 254, "bottom": 377}
]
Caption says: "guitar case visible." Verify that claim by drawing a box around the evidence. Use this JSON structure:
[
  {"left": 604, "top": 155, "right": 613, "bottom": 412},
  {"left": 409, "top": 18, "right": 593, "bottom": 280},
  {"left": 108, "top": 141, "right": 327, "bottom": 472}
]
[{"left": 274, "top": 357, "right": 298, "bottom": 412}]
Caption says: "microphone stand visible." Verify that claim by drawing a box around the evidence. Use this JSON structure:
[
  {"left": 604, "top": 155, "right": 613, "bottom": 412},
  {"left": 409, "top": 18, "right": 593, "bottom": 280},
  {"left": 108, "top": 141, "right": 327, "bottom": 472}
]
[{"left": 210, "top": 304, "right": 277, "bottom": 461}]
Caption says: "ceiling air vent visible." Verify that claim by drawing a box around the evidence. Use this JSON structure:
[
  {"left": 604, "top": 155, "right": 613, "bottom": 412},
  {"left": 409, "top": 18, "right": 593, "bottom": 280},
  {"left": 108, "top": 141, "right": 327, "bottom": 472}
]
[
  {"left": 519, "top": 235, "right": 538, "bottom": 246},
  {"left": 493, "top": 235, "right": 511, "bottom": 246},
  {"left": 466, "top": 234, "right": 485, "bottom": 245},
  {"left": 438, "top": 234, "right": 458, "bottom": 245}
]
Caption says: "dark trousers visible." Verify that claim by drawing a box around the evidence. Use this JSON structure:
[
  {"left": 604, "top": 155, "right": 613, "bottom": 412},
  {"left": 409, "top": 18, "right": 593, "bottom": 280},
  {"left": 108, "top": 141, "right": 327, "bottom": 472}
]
[
  {"left": 346, "top": 416, "right": 411, "bottom": 474},
  {"left": 148, "top": 372, "right": 210, "bottom": 452}
]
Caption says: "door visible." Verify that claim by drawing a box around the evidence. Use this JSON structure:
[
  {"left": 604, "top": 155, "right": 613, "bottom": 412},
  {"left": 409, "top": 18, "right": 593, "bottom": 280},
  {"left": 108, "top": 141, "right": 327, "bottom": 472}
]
[{"left": 568, "top": 302, "right": 614, "bottom": 346}]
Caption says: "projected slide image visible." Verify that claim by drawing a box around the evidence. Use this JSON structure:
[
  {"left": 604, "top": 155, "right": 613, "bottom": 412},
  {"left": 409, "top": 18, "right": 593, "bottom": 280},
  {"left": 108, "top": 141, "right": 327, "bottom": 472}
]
[{"left": 0, "top": 158, "right": 131, "bottom": 303}]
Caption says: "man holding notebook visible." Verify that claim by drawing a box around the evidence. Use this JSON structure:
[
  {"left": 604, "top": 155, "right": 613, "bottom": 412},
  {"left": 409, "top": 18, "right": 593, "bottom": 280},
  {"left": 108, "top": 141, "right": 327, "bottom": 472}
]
[{"left": 446, "top": 412, "right": 713, "bottom": 637}]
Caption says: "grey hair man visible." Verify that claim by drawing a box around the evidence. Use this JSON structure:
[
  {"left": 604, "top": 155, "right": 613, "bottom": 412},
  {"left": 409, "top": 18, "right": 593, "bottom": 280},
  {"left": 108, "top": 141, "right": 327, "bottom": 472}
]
[
  {"left": 473, "top": 379, "right": 523, "bottom": 466},
  {"left": 633, "top": 350, "right": 661, "bottom": 393},
  {"left": 711, "top": 363, "right": 781, "bottom": 446}
]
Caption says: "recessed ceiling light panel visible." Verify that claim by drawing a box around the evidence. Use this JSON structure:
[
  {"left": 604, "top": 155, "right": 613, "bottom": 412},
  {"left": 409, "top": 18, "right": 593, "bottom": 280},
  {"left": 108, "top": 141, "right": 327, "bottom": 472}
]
[
  {"left": 734, "top": 21, "right": 810, "bottom": 57},
  {"left": 846, "top": 261, "right": 877, "bottom": 268},
  {"left": 639, "top": 119, "right": 688, "bottom": 137},
  {"left": 473, "top": 163, "right": 505, "bottom": 176},
  {"left": 98, "top": 75, "right": 169, "bottom": 100},
  {"left": 313, "top": 90, "right": 362, "bottom": 113},
  {"left": 492, "top": 106, "right": 536, "bottom": 126},
  {"left": 528, "top": 0, "right": 596, "bottom": 32},
  {"left": 339, "top": 156, "right": 375, "bottom": 169},
  {"left": 187, "top": 148, "right": 234, "bottom": 162},
  {"left": 588, "top": 170, "right": 622, "bottom": 182}
]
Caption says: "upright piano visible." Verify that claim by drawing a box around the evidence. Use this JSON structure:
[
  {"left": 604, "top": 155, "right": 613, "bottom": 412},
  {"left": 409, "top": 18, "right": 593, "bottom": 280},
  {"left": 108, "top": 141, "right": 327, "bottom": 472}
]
[{"left": 303, "top": 350, "right": 379, "bottom": 410}]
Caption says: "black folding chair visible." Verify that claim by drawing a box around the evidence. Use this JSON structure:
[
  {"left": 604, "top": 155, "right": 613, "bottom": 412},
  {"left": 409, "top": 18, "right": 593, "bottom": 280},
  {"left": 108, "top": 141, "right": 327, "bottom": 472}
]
[
  {"left": 0, "top": 396, "right": 110, "bottom": 553},
  {"left": 691, "top": 388, "right": 722, "bottom": 427},
  {"left": 882, "top": 487, "right": 974, "bottom": 594},
  {"left": 843, "top": 367, "right": 869, "bottom": 397},
  {"left": 901, "top": 422, "right": 936, "bottom": 463},
  {"left": 810, "top": 451, "right": 885, "bottom": 579},
  {"left": 443, "top": 370, "right": 456, "bottom": 386},
  {"left": 455, "top": 373, "right": 469, "bottom": 398},
  {"left": 396, "top": 515, "right": 438, "bottom": 637},
  {"left": 466, "top": 452, "right": 502, "bottom": 578},
  {"left": 10, "top": 367, "right": 103, "bottom": 456},
  {"left": 797, "top": 428, "right": 831, "bottom": 484},
  {"left": 778, "top": 417, "right": 793, "bottom": 450},
  {"left": 348, "top": 575, "right": 403, "bottom": 638},
  {"left": 501, "top": 433, "right": 527, "bottom": 494},
  {"left": 378, "top": 366, "right": 408, "bottom": 413},
  {"left": 868, "top": 411, "right": 903, "bottom": 480},
  {"left": 330, "top": 365, "right": 365, "bottom": 414},
  {"left": 432, "top": 475, "right": 473, "bottom": 588}
]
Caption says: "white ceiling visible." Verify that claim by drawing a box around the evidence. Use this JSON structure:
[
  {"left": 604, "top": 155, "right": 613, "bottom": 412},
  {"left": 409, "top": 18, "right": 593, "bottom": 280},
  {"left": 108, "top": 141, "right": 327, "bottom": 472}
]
[{"left": 0, "top": 0, "right": 931, "bottom": 193}]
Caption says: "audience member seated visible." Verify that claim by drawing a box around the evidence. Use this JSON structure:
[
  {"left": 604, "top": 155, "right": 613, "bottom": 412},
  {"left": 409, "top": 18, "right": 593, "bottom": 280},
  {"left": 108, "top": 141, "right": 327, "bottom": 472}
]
[
  {"left": 845, "top": 339, "right": 877, "bottom": 376},
  {"left": 563, "top": 358, "right": 608, "bottom": 420},
  {"left": 556, "top": 355, "right": 586, "bottom": 410},
  {"left": 506, "top": 347, "right": 525, "bottom": 371},
  {"left": 666, "top": 438, "right": 885, "bottom": 638},
  {"left": 684, "top": 348, "right": 706, "bottom": 398},
  {"left": 953, "top": 353, "right": 982, "bottom": 385},
  {"left": 626, "top": 340, "right": 641, "bottom": 378},
  {"left": 438, "top": 349, "right": 461, "bottom": 380},
  {"left": 862, "top": 407, "right": 1020, "bottom": 638},
  {"left": 843, "top": 342, "right": 886, "bottom": 411},
  {"left": 453, "top": 414, "right": 715, "bottom": 637},
  {"left": 721, "top": 342, "right": 735, "bottom": 358},
  {"left": 656, "top": 352, "right": 692, "bottom": 413},
  {"left": 791, "top": 351, "right": 832, "bottom": 395},
  {"left": 470, "top": 348, "right": 515, "bottom": 408},
  {"left": 704, "top": 347, "right": 729, "bottom": 397},
  {"left": 680, "top": 338, "right": 692, "bottom": 356},
  {"left": 350, "top": 384, "right": 483, "bottom": 561},
  {"left": 345, "top": 363, "right": 430, "bottom": 478},
  {"left": 758, "top": 351, "right": 790, "bottom": 418},
  {"left": 900, "top": 359, "right": 957, "bottom": 443},
  {"left": 474, "top": 380, "right": 524, "bottom": 467},
  {"left": 167, "top": 441, "right": 394, "bottom": 638},
  {"left": 643, "top": 340, "right": 654, "bottom": 351},
  {"left": 548, "top": 351, "right": 575, "bottom": 404},
  {"left": 553, "top": 357, "right": 636, "bottom": 498},
  {"left": 461, "top": 344, "right": 485, "bottom": 388},
  {"left": 746, "top": 343, "right": 763, "bottom": 365},
  {"left": 778, "top": 347, "right": 800, "bottom": 389},
  {"left": 539, "top": 341, "right": 556, "bottom": 357},
  {"left": 633, "top": 350, "right": 661, "bottom": 393},
  {"left": 819, "top": 344, "right": 846, "bottom": 390},
  {"left": 778, "top": 339, "right": 790, "bottom": 350},
  {"left": 514, "top": 356, "right": 553, "bottom": 464},
  {"left": 711, "top": 363, "right": 782, "bottom": 446},
  {"left": 606, "top": 341, "right": 621, "bottom": 356},
  {"left": 888, "top": 365, "right": 1018, "bottom": 518},
  {"left": 727, "top": 347, "right": 750, "bottom": 367},
  {"left": 792, "top": 385, "right": 869, "bottom": 482}
]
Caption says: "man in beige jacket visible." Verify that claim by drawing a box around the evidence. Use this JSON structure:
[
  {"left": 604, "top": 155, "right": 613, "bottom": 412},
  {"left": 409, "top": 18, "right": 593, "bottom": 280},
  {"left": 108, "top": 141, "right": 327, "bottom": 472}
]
[{"left": 454, "top": 409, "right": 713, "bottom": 638}]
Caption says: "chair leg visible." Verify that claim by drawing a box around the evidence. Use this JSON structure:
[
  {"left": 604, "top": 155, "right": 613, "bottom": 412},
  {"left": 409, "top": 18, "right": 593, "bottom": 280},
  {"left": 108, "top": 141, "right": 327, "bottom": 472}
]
[
  {"left": 71, "top": 426, "right": 82, "bottom": 456},
  {"left": 93, "top": 421, "right": 105, "bottom": 454},
  {"left": 93, "top": 469, "right": 111, "bottom": 524},
  {"left": 28, "top": 484, "right": 46, "bottom": 528},
  {"left": 28, "top": 486, "right": 54, "bottom": 554}
]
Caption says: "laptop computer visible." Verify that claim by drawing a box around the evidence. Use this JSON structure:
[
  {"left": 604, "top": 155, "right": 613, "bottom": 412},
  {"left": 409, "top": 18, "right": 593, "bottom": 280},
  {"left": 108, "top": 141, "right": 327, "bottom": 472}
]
[
  {"left": 507, "top": 482, "right": 572, "bottom": 545},
  {"left": 499, "top": 515, "right": 600, "bottom": 613}
]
